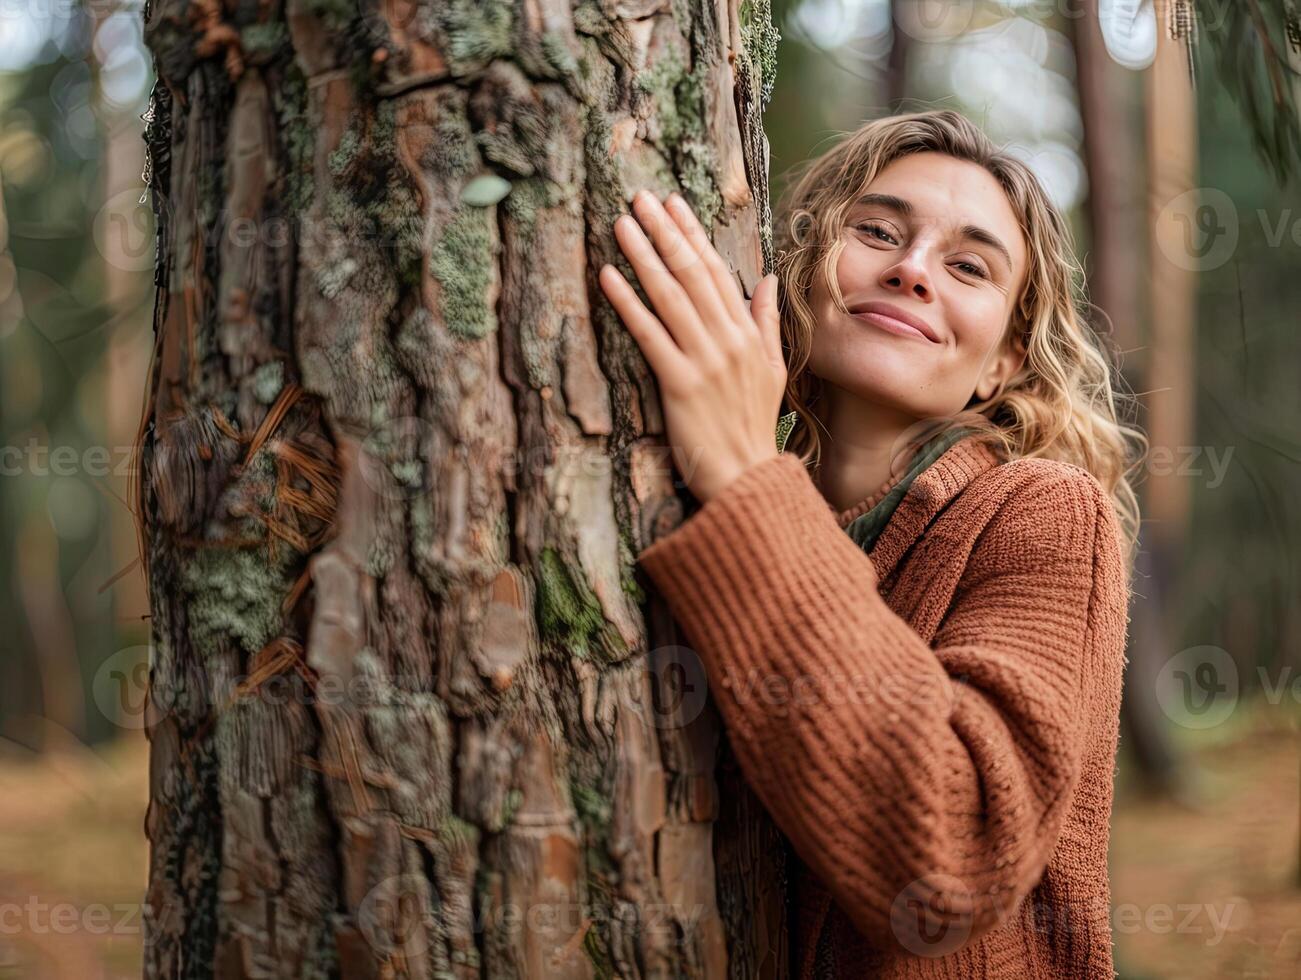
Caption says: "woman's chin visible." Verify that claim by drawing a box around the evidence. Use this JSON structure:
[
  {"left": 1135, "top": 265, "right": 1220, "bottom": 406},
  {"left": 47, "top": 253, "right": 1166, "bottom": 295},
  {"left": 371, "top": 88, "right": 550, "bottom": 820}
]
[
  {"left": 821, "top": 361, "right": 927, "bottom": 401},
  {"left": 819, "top": 375, "right": 938, "bottom": 416}
]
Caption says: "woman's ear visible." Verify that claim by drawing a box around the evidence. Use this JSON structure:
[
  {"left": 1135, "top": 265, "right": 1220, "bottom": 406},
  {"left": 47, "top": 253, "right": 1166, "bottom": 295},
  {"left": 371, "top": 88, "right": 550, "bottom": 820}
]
[{"left": 973, "top": 322, "right": 1029, "bottom": 402}]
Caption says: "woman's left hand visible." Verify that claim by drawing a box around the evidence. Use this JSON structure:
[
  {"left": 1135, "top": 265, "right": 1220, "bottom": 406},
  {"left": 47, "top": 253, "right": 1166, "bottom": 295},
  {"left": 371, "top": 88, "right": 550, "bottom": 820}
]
[{"left": 599, "top": 190, "right": 787, "bottom": 504}]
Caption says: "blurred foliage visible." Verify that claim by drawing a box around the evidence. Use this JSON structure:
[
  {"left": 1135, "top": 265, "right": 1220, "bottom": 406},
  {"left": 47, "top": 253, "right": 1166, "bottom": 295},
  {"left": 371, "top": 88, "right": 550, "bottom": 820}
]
[
  {"left": 1194, "top": 0, "right": 1301, "bottom": 183},
  {"left": 1177, "top": 54, "right": 1301, "bottom": 683},
  {"left": 0, "top": 52, "right": 126, "bottom": 749}
]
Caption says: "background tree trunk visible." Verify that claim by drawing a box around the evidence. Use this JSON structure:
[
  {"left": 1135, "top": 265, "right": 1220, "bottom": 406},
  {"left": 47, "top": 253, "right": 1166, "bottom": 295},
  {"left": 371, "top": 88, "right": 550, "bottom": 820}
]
[
  {"left": 1134, "top": 0, "right": 1198, "bottom": 799},
  {"left": 138, "top": 1, "right": 784, "bottom": 977},
  {"left": 1074, "top": 0, "right": 1183, "bottom": 796}
]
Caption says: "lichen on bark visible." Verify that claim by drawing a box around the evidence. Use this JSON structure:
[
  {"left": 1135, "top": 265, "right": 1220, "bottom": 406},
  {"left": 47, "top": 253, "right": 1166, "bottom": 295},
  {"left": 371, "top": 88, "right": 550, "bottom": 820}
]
[{"left": 431, "top": 206, "right": 500, "bottom": 339}]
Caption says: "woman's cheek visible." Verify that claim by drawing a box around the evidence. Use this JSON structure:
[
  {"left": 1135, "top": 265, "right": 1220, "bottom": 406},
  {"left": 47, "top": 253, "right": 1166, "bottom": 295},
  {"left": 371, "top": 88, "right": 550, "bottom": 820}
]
[{"left": 835, "top": 244, "right": 878, "bottom": 294}]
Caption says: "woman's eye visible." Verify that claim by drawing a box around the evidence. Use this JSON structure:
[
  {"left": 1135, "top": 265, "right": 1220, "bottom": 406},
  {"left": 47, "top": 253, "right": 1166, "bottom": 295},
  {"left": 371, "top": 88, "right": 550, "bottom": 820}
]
[
  {"left": 954, "top": 260, "right": 988, "bottom": 279},
  {"left": 856, "top": 223, "right": 897, "bottom": 244}
]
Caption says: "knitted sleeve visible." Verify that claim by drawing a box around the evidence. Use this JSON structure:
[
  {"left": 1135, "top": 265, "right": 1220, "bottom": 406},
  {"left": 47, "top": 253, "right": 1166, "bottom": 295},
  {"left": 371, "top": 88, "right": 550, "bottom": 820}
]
[{"left": 635, "top": 451, "right": 1127, "bottom": 955}]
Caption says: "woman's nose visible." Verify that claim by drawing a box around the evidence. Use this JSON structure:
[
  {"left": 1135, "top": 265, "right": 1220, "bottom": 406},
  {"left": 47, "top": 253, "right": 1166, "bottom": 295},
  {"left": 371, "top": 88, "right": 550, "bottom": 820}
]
[{"left": 879, "top": 249, "right": 933, "bottom": 300}]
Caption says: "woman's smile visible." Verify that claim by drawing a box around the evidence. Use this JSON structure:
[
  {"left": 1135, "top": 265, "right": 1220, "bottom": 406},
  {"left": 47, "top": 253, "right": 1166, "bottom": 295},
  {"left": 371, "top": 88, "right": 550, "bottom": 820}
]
[{"left": 847, "top": 300, "right": 942, "bottom": 344}]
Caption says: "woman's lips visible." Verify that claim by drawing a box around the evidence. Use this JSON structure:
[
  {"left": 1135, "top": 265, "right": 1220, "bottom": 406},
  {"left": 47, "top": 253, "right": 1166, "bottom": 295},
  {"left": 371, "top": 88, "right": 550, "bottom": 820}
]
[{"left": 852, "top": 310, "right": 937, "bottom": 343}]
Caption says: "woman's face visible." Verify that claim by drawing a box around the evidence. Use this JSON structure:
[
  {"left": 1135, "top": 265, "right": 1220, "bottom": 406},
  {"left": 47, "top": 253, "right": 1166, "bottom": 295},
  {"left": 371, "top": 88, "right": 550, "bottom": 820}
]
[{"left": 806, "top": 151, "right": 1030, "bottom": 422}]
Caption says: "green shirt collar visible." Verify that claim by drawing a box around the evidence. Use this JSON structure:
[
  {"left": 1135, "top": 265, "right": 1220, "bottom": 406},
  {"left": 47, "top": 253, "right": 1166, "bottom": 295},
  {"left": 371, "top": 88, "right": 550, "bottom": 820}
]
[{"left": 842, "top": 426, "right": 976, "bottom": 553}]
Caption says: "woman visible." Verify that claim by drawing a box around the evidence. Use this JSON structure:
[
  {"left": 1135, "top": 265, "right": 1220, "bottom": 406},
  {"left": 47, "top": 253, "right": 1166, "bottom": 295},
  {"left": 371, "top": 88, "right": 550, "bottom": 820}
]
[{"left": 599, "top": 110, "right": 1145, "bottom": 978}]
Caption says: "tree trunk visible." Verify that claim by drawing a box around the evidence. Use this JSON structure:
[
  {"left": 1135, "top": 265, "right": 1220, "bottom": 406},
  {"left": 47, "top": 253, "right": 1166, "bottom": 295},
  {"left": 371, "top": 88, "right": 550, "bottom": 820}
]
[
  {"left": 1073, "top": 0, "right": 1181, "bottom": 795},
  {"left": 1135, "top": 0, "right": 1198, "bottom": 798},
  {"left": 137, "top": 1, "right": 785, "bottom": 977}
]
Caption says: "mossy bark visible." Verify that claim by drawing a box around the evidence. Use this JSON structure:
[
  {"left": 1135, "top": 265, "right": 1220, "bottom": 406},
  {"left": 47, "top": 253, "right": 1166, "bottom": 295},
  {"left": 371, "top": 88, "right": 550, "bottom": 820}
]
[{"left": 138, "top": 1, "right": 784, "bottom": 977}]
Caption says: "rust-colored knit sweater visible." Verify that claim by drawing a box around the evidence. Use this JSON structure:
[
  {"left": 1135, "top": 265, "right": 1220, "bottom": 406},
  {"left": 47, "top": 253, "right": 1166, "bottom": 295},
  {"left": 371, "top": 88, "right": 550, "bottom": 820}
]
[{"left": 636, "top": 434, "right": 1130, "bottom": 978}]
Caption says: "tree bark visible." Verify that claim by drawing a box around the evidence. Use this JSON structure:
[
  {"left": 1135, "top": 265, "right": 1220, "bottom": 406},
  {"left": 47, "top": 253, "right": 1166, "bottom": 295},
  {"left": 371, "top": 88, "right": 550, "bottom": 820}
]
[
  {"left": 137, "top": 1, "right": 785, "bottom": 977},
  {"left": 1073, "top": 0, "right": 1182, "bottom": 795},
  {"left": 1133, "top": 0, "right": 1198, "bottom": 800}
]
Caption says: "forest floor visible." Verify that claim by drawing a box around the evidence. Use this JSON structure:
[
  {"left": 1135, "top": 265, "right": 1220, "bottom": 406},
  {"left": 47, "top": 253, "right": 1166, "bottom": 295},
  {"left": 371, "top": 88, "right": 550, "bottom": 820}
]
[
  {"left": 1112, "top": 697, "right": 1300, "bottom": 980},
  {"left": 0, "top": 699, "right": 1296, "bottom": 978},
  {"left": 0, "top": 727, "right": 147, "bottom": 979}
]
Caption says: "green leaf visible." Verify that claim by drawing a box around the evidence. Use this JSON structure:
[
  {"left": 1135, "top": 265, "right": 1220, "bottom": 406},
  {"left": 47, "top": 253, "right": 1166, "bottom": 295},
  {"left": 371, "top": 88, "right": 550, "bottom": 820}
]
[
  {"left": 775, "top": 410, "right": 797, "bottom": 453},
  {"left": 460, "top": 174, "right": 513, "bottom": 207}
]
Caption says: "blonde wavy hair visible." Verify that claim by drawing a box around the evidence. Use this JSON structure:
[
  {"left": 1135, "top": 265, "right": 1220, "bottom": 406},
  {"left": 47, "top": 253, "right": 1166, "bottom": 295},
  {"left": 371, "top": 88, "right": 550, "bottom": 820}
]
[{"left": 774, "top": 109, "right": 1146, "bottom": 567}]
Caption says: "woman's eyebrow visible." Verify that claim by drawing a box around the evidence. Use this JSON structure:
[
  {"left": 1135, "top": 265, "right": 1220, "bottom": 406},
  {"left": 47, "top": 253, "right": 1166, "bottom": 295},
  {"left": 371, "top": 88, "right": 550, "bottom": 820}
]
[
  {"left": 856, "top": 193, "right": 1013, "bottom": 273},
  {"left": 958, "top": 224, "right": 1013, "bottom": 273}
]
